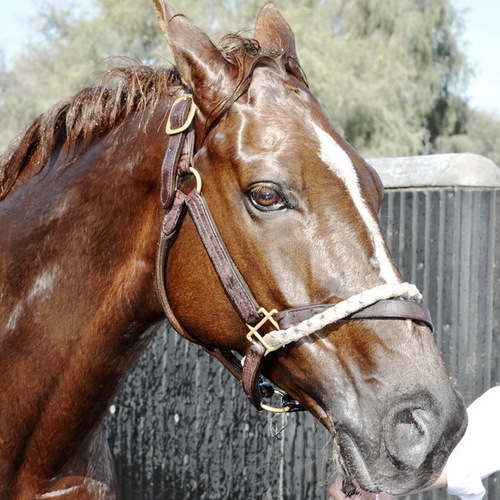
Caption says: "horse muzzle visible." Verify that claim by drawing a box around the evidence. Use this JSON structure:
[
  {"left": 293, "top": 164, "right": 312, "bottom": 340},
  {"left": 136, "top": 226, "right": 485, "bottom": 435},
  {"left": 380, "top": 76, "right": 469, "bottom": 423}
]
[{"left": 332, "top": 388, "right": 468, "bottom": 495}]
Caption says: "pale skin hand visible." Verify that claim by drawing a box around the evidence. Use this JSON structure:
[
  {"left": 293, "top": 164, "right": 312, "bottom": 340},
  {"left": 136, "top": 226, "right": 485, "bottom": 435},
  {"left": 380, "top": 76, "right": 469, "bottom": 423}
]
[
  {"left": 328, "top": 473, "right": 448, "bottom": 500},
  {"left": 327, "top": 481, "right": 393, "bottom": 500}
]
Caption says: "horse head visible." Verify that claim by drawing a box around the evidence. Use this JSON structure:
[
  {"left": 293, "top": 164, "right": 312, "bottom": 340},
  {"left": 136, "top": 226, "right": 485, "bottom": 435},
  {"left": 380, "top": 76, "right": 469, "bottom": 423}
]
[{"left": 153, "top": 1, "right": 467, "bottom": 495}]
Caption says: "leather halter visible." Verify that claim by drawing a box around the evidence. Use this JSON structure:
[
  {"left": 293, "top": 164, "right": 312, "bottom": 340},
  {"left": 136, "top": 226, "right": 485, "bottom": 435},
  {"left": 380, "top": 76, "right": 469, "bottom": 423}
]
[{"left": 155, "top": 93, "right": 434, "bottom": 412}]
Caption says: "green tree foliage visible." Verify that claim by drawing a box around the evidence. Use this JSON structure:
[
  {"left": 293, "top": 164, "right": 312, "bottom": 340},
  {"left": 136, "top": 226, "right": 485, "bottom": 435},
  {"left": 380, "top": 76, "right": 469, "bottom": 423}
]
[
  {"left": 435, "top": 108, "right": 500, "bottom": 163},
  {"left": 0, "top": 0, "right": 498, "bottom": 165}
]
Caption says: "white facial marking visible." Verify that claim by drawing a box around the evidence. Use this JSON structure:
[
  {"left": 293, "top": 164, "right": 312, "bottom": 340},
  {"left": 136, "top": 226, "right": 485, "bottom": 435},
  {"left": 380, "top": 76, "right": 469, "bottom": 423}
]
[
  {"left": 125, "top": 157, "right": 138, "bottom": 172},
  {"left": 51, "top": 195, "right": 71, "bottom": 218},
  {"left": 312, "top": 123, "right": 399, "bottom": 283},
  {"left": 133, "top": 259, "right": 148, "bottom": 271}
]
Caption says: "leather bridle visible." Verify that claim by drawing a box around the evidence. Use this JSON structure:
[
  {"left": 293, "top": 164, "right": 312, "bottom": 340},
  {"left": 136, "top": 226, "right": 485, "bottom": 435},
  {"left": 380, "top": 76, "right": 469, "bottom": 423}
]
[{"left": 154, "top": 93, "right": 433, "bottom": 413}]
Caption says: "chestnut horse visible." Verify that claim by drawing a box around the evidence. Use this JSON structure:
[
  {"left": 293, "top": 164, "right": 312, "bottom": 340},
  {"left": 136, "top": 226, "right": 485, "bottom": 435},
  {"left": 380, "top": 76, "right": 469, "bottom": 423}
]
[{"left": 0, "top": 2, "right": 466, "bottom": 498}]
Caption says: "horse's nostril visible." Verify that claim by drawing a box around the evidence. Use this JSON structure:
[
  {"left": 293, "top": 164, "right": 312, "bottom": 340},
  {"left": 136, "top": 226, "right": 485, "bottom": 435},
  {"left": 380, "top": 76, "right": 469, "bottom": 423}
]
[
  {"left": 386, "top": 407, "right": 436, "bottom": 468},
  {"left": 395, "top": 408, "right": 426, "bottom": 435}
]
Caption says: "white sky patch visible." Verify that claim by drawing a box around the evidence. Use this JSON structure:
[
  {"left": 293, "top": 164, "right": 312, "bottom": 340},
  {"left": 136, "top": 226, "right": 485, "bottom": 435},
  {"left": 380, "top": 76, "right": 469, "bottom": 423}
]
[{"left": 312, "top": 123, "right": 399, "bottom": 284}]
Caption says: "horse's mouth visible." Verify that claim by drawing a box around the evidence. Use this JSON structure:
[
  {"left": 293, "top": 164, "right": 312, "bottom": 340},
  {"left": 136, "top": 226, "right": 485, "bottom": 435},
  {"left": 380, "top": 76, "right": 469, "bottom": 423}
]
[
  {"left": 333, "top": 425, "right": 380, "bottom": 494},
  {"left": 332, "top": 422, "right": 455, "bottom": 496}
]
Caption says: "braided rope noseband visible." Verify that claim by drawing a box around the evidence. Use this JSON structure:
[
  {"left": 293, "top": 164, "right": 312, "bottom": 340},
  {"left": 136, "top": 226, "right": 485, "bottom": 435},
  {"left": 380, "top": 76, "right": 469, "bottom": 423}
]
[{"left": 259, "top": 282, "right": 422, "bottom": 354}]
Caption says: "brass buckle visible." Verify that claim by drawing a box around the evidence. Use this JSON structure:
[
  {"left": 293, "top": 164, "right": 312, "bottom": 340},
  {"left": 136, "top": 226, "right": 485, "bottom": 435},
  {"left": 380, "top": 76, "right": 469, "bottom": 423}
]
[
  {"left": 166, "top": 95, "right": 197, "bottom": 135},
  {"left": 246, "top": 307, "right": 280, "bottom": 356}
]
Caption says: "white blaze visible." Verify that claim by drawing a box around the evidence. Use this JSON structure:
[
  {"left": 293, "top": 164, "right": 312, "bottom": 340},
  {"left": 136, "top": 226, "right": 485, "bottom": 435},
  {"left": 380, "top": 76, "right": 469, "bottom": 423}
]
[{"left": 312, "top": 123, "right": 399, "bottom": 284}]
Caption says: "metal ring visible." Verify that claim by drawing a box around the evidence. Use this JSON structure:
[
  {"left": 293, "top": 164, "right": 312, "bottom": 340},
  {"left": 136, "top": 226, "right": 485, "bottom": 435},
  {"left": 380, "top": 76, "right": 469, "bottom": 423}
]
[
  {"left": 188, "top": 166, "right": 202, "bottom": 193},
  {"left": 259, "top": 387, "right": 291, "bottom": 413},
  {"left": 260, "top": 402, "right": 291, "bottom": 413}
]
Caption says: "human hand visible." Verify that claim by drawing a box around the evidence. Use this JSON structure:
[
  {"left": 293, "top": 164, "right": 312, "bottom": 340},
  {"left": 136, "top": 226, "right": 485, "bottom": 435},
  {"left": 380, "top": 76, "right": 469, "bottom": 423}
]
[{"left": 328, "top": 479, "right": 395, "bottom": 500}]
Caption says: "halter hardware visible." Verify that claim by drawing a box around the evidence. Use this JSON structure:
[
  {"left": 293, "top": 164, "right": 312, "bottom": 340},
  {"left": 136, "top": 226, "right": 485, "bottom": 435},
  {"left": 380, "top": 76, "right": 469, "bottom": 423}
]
[
  {"left": 246, "top": 307, "right": 281, "bottom": 356},
  {"left": 155, "top": 92, "right": 435, "bottom": 415},
  {"left": 188, "top": 166, "right": 202, "bottom": 193},
  {"left": 260, "top": 388, "right": 293, "bottom": 413},
  {"left": 165, "top": 94, "right": 197, "bottom": 135}
]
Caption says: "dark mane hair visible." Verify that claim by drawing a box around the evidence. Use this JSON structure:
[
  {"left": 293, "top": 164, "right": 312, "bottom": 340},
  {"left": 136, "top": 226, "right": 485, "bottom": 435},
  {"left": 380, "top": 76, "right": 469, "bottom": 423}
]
[
  {"left": 208, "top": 33, "right": 308, "bottom": 130},
  {"left": 0, "top": 33, "right": 307, "bottom": 200}
]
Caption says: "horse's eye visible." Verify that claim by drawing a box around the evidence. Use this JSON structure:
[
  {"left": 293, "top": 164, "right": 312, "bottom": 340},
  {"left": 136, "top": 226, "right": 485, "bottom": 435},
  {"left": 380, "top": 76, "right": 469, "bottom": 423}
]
[{"left": 249, "top": 185, "right": 287, "bottom": 211}]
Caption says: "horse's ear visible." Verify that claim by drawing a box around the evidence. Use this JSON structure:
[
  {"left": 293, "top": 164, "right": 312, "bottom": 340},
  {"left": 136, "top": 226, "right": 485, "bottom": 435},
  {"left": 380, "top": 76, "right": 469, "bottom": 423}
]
[
  {"left": 254, "top": 2, "right": 299, "bottom": 63},
  {"left": 153, "top": 1, "right": 232, "bottom": 113}
]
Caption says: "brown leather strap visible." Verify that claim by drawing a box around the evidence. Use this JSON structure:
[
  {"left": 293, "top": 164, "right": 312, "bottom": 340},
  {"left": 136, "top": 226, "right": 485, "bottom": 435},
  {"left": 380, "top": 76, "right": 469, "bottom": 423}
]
[
  {"left": 276, "top": 299, "right": 433, "bottom": 332},
  {"left": 242, "top": 341, "right": 268, "bottom": 407},
  {"left": 184, "top": 189, "right": 262, "bottom": 325},
  {"left": 156, "top": 191, "right": 249, "bottom": 385},
  {"left": 160, "top": 96, "right": 195, "bottom": 209},
  {"left": 161, "top": 132, "right": 183, "bottom": 208},
  {"left": 154, "top": 96, "right": 269, "bottom": 404},
  {"left": 155, "top": 194, "right": 194, "bottom": 342}
]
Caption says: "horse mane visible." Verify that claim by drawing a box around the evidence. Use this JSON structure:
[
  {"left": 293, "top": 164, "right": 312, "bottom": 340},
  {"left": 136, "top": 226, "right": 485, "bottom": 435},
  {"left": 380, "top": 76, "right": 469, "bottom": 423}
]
[
  {"left": 0, "top": 33, "right": 307, "bottom": 200},
  {"left": 208, "top": 33, "right": 308, "bottom": 130},
  {"left": 0, "top": 63, "right": 180, "bottom": 200}
]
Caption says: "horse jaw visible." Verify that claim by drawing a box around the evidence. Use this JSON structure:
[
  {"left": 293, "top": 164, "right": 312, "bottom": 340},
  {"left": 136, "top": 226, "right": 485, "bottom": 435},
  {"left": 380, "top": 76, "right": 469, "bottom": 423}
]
[{"left": 265, "top": 319, "right": 467, "bottom": 496}]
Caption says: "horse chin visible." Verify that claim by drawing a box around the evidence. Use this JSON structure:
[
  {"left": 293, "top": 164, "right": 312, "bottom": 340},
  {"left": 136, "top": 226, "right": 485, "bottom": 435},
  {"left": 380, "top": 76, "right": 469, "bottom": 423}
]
[
  {"left": 333, "top": 426, "right": 380, "bottom": 494},
  {"left": 333, "top": 425, "right": 449, "bottom": 496}
]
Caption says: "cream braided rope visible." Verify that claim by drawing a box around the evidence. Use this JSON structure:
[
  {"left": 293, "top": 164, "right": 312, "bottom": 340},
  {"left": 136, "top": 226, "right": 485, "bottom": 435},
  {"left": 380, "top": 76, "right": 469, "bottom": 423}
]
[{"left": 263, "top": 282, "right": 422, "bottom": 353}]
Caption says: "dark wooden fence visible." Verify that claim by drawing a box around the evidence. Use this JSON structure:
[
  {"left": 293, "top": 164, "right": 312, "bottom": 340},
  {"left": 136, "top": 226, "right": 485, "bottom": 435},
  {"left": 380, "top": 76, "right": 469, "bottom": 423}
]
[{"left": 105, "top": 154, "right": 500, "bottom": 499}]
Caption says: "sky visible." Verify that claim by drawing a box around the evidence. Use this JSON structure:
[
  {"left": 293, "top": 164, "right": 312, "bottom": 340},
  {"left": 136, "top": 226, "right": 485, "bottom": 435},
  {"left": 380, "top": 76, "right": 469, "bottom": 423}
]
[{"left": 0, "top": 0, "right": 499, "bottom": 114}]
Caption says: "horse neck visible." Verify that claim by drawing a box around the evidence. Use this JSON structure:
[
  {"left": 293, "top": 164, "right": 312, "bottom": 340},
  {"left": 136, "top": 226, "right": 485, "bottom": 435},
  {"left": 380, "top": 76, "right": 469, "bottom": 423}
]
[{"left": 0, "top": 104, "right": 169, "bottom": 484}]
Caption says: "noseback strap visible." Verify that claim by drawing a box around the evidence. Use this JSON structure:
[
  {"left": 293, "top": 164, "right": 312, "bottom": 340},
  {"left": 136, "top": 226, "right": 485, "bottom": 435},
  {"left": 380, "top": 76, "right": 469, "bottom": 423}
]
[
  {"left": 241, "top": 284, "right": 433, "bottom": 409},
  {"left": 266, "top": 282, "right": 430, "bottom": 352},
  {"left": 275, "top": 300, "right": 433, "bottom": 331}
]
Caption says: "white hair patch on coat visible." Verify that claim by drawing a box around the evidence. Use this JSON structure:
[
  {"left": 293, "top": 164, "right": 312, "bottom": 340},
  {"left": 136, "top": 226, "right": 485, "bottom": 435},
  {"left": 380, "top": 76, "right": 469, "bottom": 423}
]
[{"left": 312, "top": 122, "right": 399, "bottom": 284}]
